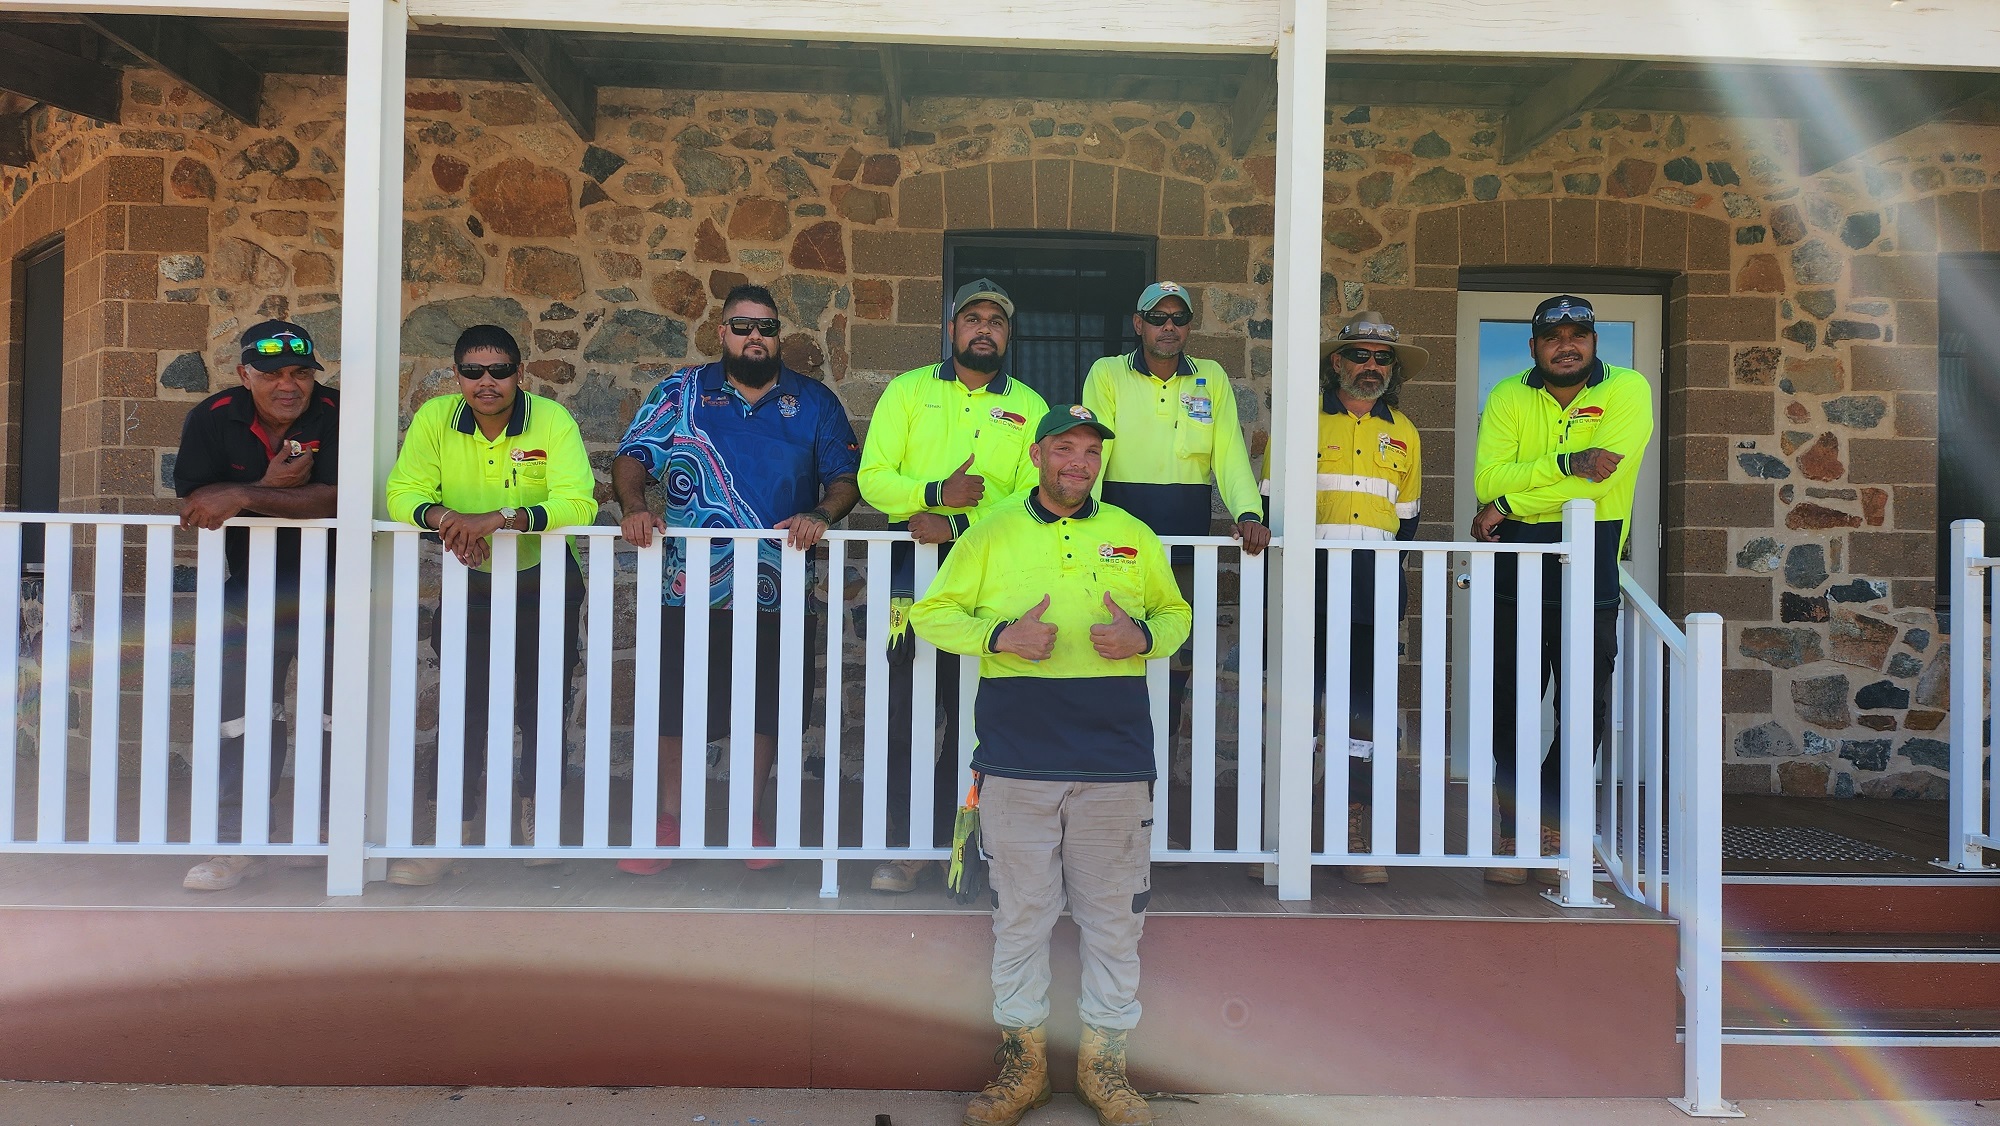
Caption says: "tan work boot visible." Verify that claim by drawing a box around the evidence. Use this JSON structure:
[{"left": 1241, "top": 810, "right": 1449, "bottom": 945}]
[
  {"left": 520, "top": 797, "right": 561, "bottom": 867},
  {"left": 871, "top": 858, "right": 931, "bottom": 893},
  {"left": 961, "top": 1024, "right": 1050, "bottom": 1126},
  {"left": 1535, "top": 825, "right": 1564, "bottom": 886},
  {"left": 1076, "top": 1023, "right": 1151, "bottom": 1125},
  {"left": 1342, "top": 802, "right": 1388, "bottom": 886},
  {"left": 388, "top": 820, "right": 474, "bottom": 886},
  {"left": 183, "top": 855, "right": 264, "bottom": 891},
  {"left": 1484, "top": 835, "right": 1527, "bottom": 886}
]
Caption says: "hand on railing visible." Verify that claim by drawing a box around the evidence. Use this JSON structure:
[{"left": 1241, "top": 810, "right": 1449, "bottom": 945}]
[
  {"left": 908, "top": 512, "right": 955, "bottom": 545},
  {"left": 435, "top": 509, "right": 504, "bottom": 567},
  {"left": 618, "top": 507, "right": 668, "bottom": 548}
]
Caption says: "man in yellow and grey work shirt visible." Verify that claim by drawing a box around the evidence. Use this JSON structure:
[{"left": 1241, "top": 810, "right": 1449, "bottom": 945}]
[
  {"left": 912, "top": 404, "right": 1190, "bottom": 1126},
  {"left": 1471, "top": 294, "right": 1653, "bottom": 885},
  {"left": 856, "top": 277, "right": 1048, "bottom": 893},
  {"left": 1082, "top": 280, "right": 1267, "bottom": 749},
  {"left": 383, "top": 323, "right": 599, "bottom": 887},
  {"left": 1264, "top": 311, "right": 1426, "bottom": 886}
]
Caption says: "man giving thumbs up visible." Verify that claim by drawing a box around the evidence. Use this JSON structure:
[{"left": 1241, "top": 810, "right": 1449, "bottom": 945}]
[{"left": 911, "top": 405, "right": 1190, "bottom": 1126}]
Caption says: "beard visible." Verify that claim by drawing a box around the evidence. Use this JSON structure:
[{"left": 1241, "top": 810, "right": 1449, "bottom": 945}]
[
  {"left": 1339, "top": 368, "right": 1391, "bottom": 402},
  {"left": 1534, "top": 355, "right": 1600, "bottom": 388},
  {"left": 954, "top": 344, "right": 1003, "bottom": 374},
  {"left": 1039, "top": 472, "right": 1091, "bottom": 510},
  {"left": 725, "top": 350, "right": 781, "bottom": 388}
]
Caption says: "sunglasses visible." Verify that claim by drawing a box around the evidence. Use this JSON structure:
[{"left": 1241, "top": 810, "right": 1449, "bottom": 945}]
[
  {"left": 726, "top": 317, "right": 781, "bottom": 338},
  {"left": 1139, "top": 309, "right": 1193, "bottom": 327},
  {"left": 247, "top": 335, "right": 313, "bottom": 357},
  {"left": 1339, "top": 347, "right": 1396, "bottom": 368},
  {"left": 1532, "top": 303, "right": 1595, "bottom": 329},
  {"left": 455, "top": 362, "right": 519, "bottom": 380}
]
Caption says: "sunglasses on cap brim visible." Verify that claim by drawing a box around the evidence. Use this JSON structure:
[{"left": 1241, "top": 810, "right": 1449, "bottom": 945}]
[
  {"left": 1532, "top": 306, "right": 1595, "bottom": 329},
  {"left": 246, "top": 336, "right": 313, "bottom": 357}
]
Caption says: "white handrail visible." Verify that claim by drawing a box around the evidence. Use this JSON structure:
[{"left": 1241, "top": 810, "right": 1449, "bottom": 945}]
[{"left": 1944, "top": 520, "right": 1998, "bottom": 873}]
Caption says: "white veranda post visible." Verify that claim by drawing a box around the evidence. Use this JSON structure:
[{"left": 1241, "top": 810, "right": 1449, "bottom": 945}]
[
  {"left": 1269, "top": 0, "right": 1328, "bottom": 901},
  {"left": 327, "top": 0, "right": 409, "bottom": 895}
]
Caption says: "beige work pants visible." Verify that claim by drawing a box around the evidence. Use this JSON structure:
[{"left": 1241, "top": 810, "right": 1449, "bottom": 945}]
[{"left": 980, "top": 777, "right": 1153, "bottom": 1031}]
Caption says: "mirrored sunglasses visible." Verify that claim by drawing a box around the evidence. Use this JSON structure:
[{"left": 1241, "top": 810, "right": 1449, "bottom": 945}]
[
  {"left": 247, "top": 335, "right": 313, "bottom": 357},
  {"left": 1339, "top": 347, "right": 1397, "bottom": 367},
  {"left": 1532, "top": 303, "right": 1596, "bottom": 328},
  {"left": 727, "top": 317, "right": 781, "bottom": 338}
]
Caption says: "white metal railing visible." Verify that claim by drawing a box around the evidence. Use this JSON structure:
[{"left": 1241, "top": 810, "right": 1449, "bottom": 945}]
[
  {"left": 1305, "top": 499, "right": 1604, "bottom": 906},
  {"left": 1601, "top": 568, "right": 1733, "bottom": 1117},
  {"left": 369, "top": 524, "right": 1269, "bottom": 892},
  {"left": 0, "top": 513, "right": 335, "bottom": 856},
  {"left": 1944, "top": 519, "right": 1998, "bottom": 872}
]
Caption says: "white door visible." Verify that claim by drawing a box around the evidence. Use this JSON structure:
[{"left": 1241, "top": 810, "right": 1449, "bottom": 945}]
[{"left": 1447, "top": 291, "right": 1664, "bottom": 779}]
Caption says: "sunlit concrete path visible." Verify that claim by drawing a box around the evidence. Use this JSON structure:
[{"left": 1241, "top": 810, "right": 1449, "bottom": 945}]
[{"left": 2, "top": 1085, "right": 1997, "bottom": 1126}]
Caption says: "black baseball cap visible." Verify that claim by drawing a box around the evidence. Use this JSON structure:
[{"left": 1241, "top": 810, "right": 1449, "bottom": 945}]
[
  {"left": 239, "top": 319, "right": 324, "bottom": 372},
  {"left": 1530, "top": 295, "right": 1596, "bottom": 335},
  {"left": 1034, "top": 404, "right": 1115, "bottom": 442}
]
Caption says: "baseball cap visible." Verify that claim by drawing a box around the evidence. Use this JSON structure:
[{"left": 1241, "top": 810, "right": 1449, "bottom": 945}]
[
  {"left": 1136, "top": 281, "right": 1190, "bottom": 312},
  {"left": 1034, "top": 403, "right": 1115, "bottom": 442},
  {"left": 1530, "top": 294, "right": 1596, "bottom": 334},
  {"left": 239, "top": 319, "right": 324, "bottom": 372},
  {"left": 951, "top": 277, "right": 1015, "bottom": 319}
]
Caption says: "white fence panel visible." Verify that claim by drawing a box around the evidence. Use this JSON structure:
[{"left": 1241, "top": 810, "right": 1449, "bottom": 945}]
[{"left": 1945, "top": 520, "right": 1998, "bottom": 871}]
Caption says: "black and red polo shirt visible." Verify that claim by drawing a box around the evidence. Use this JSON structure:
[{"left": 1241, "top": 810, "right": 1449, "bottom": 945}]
[{"left": 173, "top": 382, "right": 340, "bottom": 594}]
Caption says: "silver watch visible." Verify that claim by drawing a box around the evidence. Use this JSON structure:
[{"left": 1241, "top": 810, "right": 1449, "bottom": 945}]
[{"left": 500, "top": 506, "right": 518, "bottom": 529}]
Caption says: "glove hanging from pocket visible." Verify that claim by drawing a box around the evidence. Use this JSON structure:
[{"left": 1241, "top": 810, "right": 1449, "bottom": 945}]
[
  {"left": 886, "top": 595, "right": 915, "bottom": 660},
  {"left": 947, "top": 773, "right": 988, "bottom": 906}
]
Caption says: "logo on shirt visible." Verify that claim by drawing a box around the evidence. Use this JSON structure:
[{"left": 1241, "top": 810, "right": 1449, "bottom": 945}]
[
  {"left": 1377, "top": 435, "right": 1408, "bottom": 456},
  {"left": 1568, "top": 405, "right": 1604, "bottom": 421},
  {"left": 700, "top": 393, "right": 733, "bottom": 407},
  {"left": 510, "top": 448, "right": 547, "bottom": 463},
  {"left": 1099, "top": 543, "right": 1140, "bottom": 560},
  {"left": 989, "top": 408, "right": 1027, "bottom": 429},
  {"left": 778, "top": 394, "right": 800, "bottom": 418}
]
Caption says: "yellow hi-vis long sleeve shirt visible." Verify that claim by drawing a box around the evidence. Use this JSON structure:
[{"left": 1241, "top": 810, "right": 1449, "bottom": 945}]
[
  {"left": 1473, "top": 361, "right": 1653, "bottom": 605},
  {"left": 911, "top": 490, "right": 1192, "bottom": 782},
  {"left": 384, "top": 391, "right": 599, "bottom": 573},
  {"left": 1081, "top": 350, "right": 1264, "bottom": 537},
  {"left": 857, "top": 359, "right": 1050, "bottom": 534}
]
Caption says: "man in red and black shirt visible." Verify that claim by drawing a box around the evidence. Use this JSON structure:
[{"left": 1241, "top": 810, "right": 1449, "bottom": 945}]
[{"left": 173, "top": 319, "right": 340, "bottom": 891}]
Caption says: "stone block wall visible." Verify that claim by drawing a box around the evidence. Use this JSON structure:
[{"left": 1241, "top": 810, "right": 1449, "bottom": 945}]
[{"left": 0, "top": 70, "right": 1993, "bottom": 800}]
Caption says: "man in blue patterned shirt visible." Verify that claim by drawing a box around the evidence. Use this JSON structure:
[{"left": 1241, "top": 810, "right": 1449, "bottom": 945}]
[{"left": 611, "top": 284, "right": 861, "bottom": 872}]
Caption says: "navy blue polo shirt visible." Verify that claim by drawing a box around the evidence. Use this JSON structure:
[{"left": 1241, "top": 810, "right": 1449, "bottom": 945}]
[{"left": 617, "top": 362, "right": 859, "bottom": 609}]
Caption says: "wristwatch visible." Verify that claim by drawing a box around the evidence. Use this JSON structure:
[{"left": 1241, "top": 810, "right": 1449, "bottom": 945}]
[{"left": 500, "top": 506, "right": 519, "bottom": 530}]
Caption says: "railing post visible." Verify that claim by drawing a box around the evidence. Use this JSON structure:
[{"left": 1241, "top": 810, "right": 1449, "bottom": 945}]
[
  {"left": 1269, "top": 0, "right": 1328, "bottom": 902},
  {"left": 1552, "top": 499, "right": 1609, "bottom": 907},
  {"left": 1672, "top": 612, "right": 1740, "bottom": 1118},
  {"left": 326, "top": 0, "right": 408, "bottom": 896},
  {"left": 1943, "top": 520, "right": 1994, "bottom": 872}
]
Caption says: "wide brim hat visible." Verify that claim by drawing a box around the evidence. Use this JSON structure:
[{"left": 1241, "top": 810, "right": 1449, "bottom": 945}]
[{"left": 1322, "top": 310, "right": 1428, "bottom": 379}]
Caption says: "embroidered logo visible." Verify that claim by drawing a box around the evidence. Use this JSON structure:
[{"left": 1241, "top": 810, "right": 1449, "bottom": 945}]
[
  {"left": 700, "top": 393, "right": 733, "bottom": 407},
  {"left": 1099, "top": 543, "right": 1140, "bottom": 559},
  {"left": 1377, "top": 434, "right": 1408, "bottom": 456},
  {"left": 778, "top": 393, "right": 800, "bottom": 418},
  {"left": 1069, "top": 404, "right": 1096, "bottom": 420},
  {"left": 510, "top": 448, "right": 547, "bottom": 462},
  {"left": 1568, "top": 405, "right": 1604, "bottom": 420},
  {"left": 989, "top": 407, "right": 1027, "bottom": 428}
]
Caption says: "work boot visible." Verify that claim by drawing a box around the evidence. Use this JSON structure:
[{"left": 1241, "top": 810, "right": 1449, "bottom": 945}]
[
  {"left": 388, "top": 820, "right": 475, "bottom": 886},
  {"left": 183, "top": 855, "right": 264, "bottom": 891},
  {"left": 1075, "top": 1023, "right": 1151, "bottom": 1126},
  {"left": 871, "top": 858, "right": 931, "bottom": 893},
  {"left": 961, "top": 1024, "right": 1050, "bottom": 1126},
  {"left": 1342, "top": 802, "right": 1388, "bottom": 886},
  {"left": 1484, "top": 835, "right": 1527, "bottom": 886},
  {"left": 1535, "top": 825, "right": 1564, "bottom": 887},
  {"left": 520, "top": 797, "right": 561, "bottom": 867}
]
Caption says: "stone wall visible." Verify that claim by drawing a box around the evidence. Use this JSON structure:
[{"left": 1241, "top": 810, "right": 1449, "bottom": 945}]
[{"left": 1, "top": 69, "right": 1992, "bottom": 799}]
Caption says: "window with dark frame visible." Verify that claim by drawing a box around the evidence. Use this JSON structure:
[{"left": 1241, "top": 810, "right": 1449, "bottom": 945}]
[
  {"left": 17, "top": 239, "right": 63, "bottom": 568},
  {"left": 1937, "top": 254, "right": 2000, "bottom": 624},
  {"left": 943, "top": 232, "right": 1154, "bottom": 407}
]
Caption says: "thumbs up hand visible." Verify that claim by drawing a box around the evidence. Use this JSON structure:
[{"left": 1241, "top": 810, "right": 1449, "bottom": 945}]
[
  {"left": 1090, "top": 592, "right": 1149, "bottom": 660},
  {"left": 996, "top": 595, "right": 1057, "bottom": 662},
  {"left": 939, "top": 455, "right": 986, "bottom": 508}
]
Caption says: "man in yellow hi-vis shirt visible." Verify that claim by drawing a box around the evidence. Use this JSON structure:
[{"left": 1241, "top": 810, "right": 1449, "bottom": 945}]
[
  {"left": 913, "top": 404, "right": 1190, "bottom": 1126},
  {"left": 1082, "top": 280, "right": 1267, "bottom": 756},
  {"left": 383, "top": 324, "right": 600, "bottom": 886},
  {"left": 1472, "top": 294, "right": 1653, "bottom": 885},
  {"left": 858, "top": 278, "right": 1049, "bottom": 893}
]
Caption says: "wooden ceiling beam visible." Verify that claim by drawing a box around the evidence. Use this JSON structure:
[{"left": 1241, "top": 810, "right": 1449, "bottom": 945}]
[
  {"left": 493, "top": 27, "right": 596, "bottom": 140},
  {"left": 79, "top": 14, "right": 263, "bottom": 124},
  {"left": 1797, "top": 75, "right": 2000, "bottom": 175},
  {"left": 878, "top": 43, "right": 905, "bottom": 148},
  {"left": 1226, "top": 54, "right": 1276, "bottom": 158},
  {"left": 1500, "top": 59, "right": 1650, "bottom": 163},
  {"left": 0, "top": 27, "right": 121, "bottom": 123}
]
